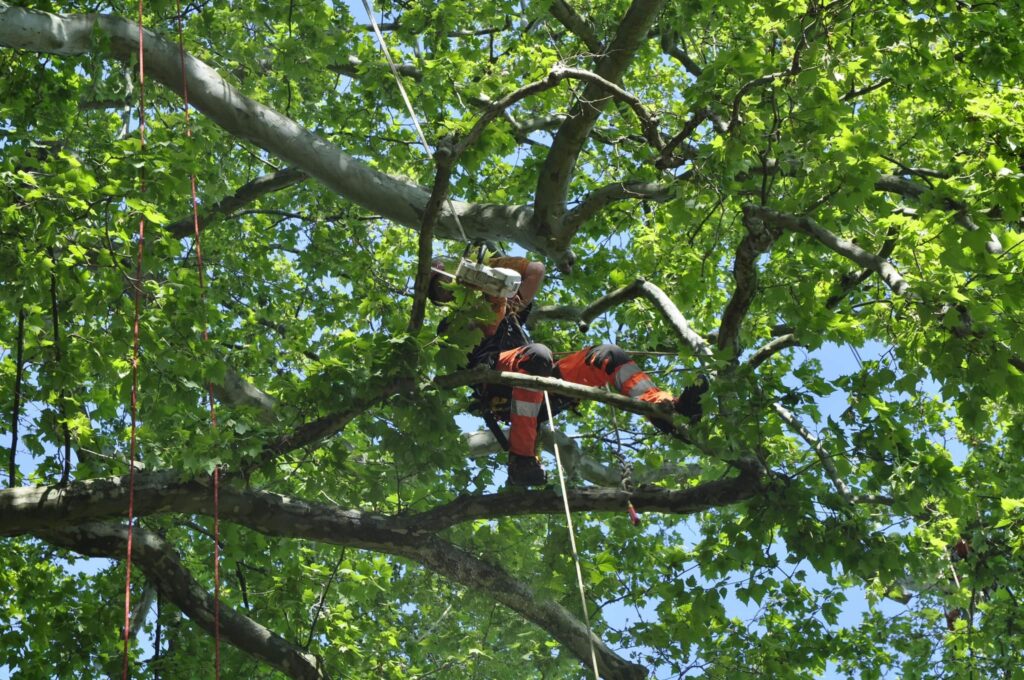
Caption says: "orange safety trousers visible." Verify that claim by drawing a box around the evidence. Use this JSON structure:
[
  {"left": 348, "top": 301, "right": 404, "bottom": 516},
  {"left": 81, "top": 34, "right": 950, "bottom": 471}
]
[{"left": 496, "top": 343, "right": 672, "bottom": 458}]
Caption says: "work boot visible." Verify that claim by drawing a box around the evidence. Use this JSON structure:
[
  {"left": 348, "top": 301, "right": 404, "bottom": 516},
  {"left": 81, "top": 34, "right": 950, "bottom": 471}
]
[
  {"left": 674, "top": 374, "right": 710, "bottom": 423},
  {"left": 507, "top": 454, "right": 546, "bottom": 487}
]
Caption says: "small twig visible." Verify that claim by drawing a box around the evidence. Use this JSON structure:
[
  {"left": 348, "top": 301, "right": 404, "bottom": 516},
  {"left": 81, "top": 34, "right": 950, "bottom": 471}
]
[
  {"left": 8, "top": 306, "right": 25, "bottom": 487},
  {"left": 841, "top": 77, "right": 892, "bottom": 101},
  {"left": 49, "top": 248, "right": 73, "bottom": 485},
  {"left": 773, "top": 403, "right": 852, "bottom": 501},
  {"left": 304, "top": 552, "right": 345, "bottom": 649}
]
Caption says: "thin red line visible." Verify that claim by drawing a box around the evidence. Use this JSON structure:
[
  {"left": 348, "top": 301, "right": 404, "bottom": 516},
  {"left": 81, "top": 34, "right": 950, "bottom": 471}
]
[
  {"left": 122, "top": 3, "right": 147, "bottom": 678},
  {"left": 175, "top": 4, "right": 220, "bottom": 673},
  {"left": 213, "top": 465, "right": 221, "bottom": 675}
]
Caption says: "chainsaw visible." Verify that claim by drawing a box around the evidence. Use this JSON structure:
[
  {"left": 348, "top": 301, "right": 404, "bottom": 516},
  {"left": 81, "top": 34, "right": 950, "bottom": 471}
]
[
  {"left": 432, "top": 244, "right": 522, "bottom": 298},
  {"left": 431, "top": 260, "right": 522, "bottom": 298}
]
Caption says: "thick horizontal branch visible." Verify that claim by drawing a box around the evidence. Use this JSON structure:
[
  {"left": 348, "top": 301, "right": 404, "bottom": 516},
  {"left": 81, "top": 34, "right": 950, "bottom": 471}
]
[
  {"left": 0, "top": 4, "right": 547, "bottom": 253},
  {"left": 42, "top": 522, "right": 326, "bottom": 680},
  {"left": 397, "top": 469, "right": 763, "bottom": 532},
  {"left": 5, "top": 463, "right": 761, "bottom": 677},
  {"left": 1, "top": 467, "right": 762, "bottom": 545},
  {"left": 7, "top": 471, "right": 714, "bottom": 678}
]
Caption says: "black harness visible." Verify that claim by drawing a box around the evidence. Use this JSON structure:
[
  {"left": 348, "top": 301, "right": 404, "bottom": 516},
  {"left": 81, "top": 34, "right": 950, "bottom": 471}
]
[{"left": 464, "top": 304, "right": 533, "bottom": 450}]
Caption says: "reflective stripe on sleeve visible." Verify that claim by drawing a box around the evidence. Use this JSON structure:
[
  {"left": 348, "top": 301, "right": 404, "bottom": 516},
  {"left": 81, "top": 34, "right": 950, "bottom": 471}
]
[
  {"left": 627, "top": 378, "right": 658, "bottom": 397},
  {"left": 613, "top": 362, "right": 642, "bottom": 391}
]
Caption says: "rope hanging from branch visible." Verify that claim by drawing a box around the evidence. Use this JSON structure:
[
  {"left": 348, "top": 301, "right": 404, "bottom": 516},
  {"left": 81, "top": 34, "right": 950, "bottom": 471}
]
[
  {"left": 360, "top": 0, "right": 469, "bottom": 244},
  {"left": 543, "top": 391, "right": 601, "bottom": 680},
  {"left": 121, "top": 0, "right": 148, "bottom": 676}
]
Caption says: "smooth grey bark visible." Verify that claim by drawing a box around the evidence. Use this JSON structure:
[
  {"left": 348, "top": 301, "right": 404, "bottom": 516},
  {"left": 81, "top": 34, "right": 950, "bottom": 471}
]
[
  {"left": 532, "top": 278, "right": 712, "bottom": 360},
  {"left": 743, "top": 204, "right": 909, "bottom": 297},
  {"left": 0, "top": 4, "right": 548, "bottom": 254}
]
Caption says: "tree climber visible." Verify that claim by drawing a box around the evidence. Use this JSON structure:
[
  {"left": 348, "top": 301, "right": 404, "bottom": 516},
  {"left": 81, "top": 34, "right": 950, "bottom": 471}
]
[{"left": 429, "top": 256, "right": 708, "bottom": 487}]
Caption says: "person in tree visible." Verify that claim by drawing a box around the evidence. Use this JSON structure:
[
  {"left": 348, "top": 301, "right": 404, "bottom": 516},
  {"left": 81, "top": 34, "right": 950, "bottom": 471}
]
[{"left": 429, "top": 255, "right": 707, "bottom": 487}]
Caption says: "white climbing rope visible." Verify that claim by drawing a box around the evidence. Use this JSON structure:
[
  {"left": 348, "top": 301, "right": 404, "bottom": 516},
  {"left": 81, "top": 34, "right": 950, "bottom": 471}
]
[
  {"left": 543, "top": 390, "right": 601, "bottom": 680},
  {"left": 364, "top": 4, "right": 599, "bottom": 674},
  {"left": 360, "top": 0, "right": 470, "bottom": 244}
]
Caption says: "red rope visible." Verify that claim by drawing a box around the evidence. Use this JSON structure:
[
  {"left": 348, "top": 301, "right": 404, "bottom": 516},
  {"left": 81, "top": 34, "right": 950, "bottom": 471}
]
[
  {"left": 175, "top": 5, "right": 220, "bottom": 674},
  {"left": 122, "top": 2, "right": 148, "bottom": 678}
]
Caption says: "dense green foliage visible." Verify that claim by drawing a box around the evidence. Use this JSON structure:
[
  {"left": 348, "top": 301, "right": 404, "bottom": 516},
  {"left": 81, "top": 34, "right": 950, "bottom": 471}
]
[{"left": 2, "top": 0, "right": 1023, "bottom": 677}]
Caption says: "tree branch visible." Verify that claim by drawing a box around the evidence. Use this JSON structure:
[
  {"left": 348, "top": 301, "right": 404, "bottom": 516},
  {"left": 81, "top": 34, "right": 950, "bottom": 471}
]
[
  {"left": 532, "top": 279, "right": 712, "bottom": 360},
  {"left": 1, "top": 468, "right": 763, "bottom": 545},
  {"left": 655, "top": 107, "right": 707, "bottom": 169},
  {"left": 396, "top": 471, "right": 762, "bottom": 532},
  {"left": 747, "top": 333, "right": 798, "bottom": 369},
  {"left": 563, "top": 181, "right": 674, "bottom": 233},
  {"left": 257, "top": 379, "right": 405, "bottom": 467},
  {"left": 211, "top": 365, "right": 279, "bottom": 419},
  {"left": 823, "top": 229, "right": 898, "bottom": 309},
  {"left": 659, "top": 29, "right": 703, "bottom": 78},
  {"left": 535, "top": 0, "right": 668, "bottom": 252},
  {"left": 0, "top": 5, "right": 547, "bottom": 254},
  {"left": 1, "top": 469, "right": 768, "bottom": 678},
  {"left": 743, "top": 204, "right": 909, "bottom": 297},
  {"left": 548, "top": 0, "right": 604, "bottom": 54},
  {"left": 772, "top": 403, "right": 852, "bottom": 501},
  {"left": 397, "top": 536, "right": 647, "bottom": 680},
  {"left": 328, "top": 54, "right": 422, "bottom": 80},
  {"left": 412, "top": 68, "right": 571, "bottom": 331},
  {"left": 434, "top": 366, "right": 676, "bottom": 419},
  {"left": 554, "top": 66, "right": 664, "bottom": 151},
  {"left": 42, "top": 522, "right": 327, "bottom": 680},
  {"left": 717, "top": 208, "right": 782, "bottom": 357},
  {"left": 841, "top": 77, "right": 892, "bottom": 101},
  {"left": 166, "top": 167, "right": 308, "bottom": 239}
]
